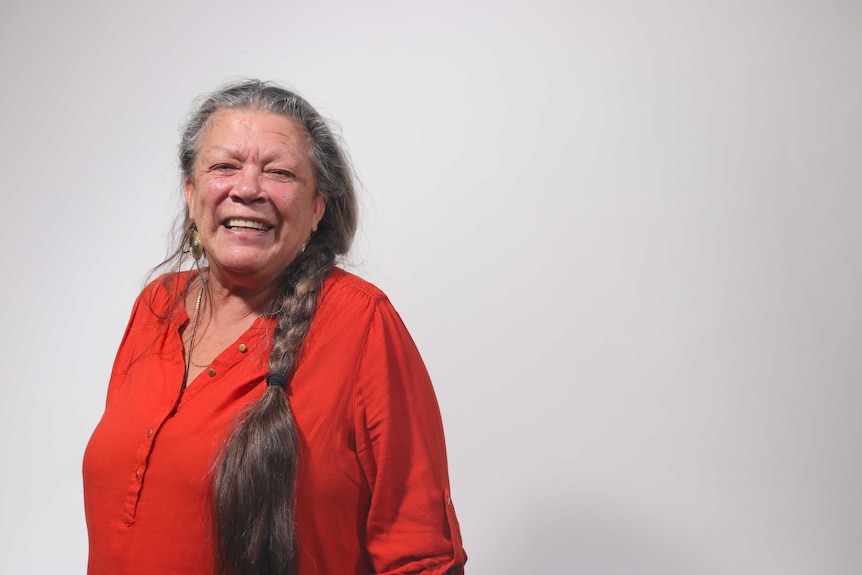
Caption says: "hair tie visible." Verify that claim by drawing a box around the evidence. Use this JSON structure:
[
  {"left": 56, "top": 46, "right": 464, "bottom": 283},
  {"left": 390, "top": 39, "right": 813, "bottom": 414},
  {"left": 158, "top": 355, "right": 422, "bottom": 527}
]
[{"left": 266, "top": 373, "right": 287, "bottom": 389}]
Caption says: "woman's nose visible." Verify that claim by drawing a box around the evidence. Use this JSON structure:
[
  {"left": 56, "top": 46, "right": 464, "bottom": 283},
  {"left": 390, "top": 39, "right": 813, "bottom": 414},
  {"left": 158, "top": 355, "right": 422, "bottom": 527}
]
[{"left": 230, "top": 166, "right": 265, "bottom": 203}]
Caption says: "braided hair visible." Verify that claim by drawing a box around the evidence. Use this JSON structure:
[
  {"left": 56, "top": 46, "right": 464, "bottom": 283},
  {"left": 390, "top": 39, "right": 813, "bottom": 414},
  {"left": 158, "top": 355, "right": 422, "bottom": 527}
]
[{"left": 176, "top": 80, "right": 358, "bottom": 574}]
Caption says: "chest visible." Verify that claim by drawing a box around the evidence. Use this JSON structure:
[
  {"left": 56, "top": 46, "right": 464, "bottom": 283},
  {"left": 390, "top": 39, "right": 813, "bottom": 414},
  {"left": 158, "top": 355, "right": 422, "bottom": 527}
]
[
  {"left": 182, "top": 313, "right": 262, "bottom": 386},
  {"left": 90, "top": 312, "right": 368, "bottom": 499}
]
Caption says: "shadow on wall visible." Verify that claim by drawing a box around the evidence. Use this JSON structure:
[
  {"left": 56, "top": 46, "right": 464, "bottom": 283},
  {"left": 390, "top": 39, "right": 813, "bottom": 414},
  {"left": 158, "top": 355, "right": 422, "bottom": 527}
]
[{"left": 491, "top": 496, "right": 706, "bottom": 575}]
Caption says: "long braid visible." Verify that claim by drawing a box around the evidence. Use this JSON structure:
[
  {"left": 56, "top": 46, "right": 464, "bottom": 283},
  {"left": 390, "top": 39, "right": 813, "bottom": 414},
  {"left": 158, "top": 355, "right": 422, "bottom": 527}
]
[
  {"left": 213, "top": 248, "right": 335, "bottom": 575},
  {"left": 268, "top": 249, "right": 335, "bottom": 377},
  {"left": 172, "top": 79, "right": 357, "bottom": 575}
]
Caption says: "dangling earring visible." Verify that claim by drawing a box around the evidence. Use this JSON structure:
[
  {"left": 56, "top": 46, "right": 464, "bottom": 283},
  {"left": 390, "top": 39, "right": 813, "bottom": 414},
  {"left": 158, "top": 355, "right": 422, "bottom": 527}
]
[
  {"left": 187, "top": 223, "right": 204, "bottom": 260},
  {"left": 300, "top": 234, "right": 312, "bottom": 253}
]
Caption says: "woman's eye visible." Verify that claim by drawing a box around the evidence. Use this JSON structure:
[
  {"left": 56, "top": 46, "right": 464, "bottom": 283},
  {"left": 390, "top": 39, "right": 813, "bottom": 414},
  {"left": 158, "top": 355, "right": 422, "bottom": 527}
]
[
  {"left": 271, "top": 170, "right": 295, "bottom": 179},
  {"left": 211, "top": 164, "right": 236, "bottom": 172}
]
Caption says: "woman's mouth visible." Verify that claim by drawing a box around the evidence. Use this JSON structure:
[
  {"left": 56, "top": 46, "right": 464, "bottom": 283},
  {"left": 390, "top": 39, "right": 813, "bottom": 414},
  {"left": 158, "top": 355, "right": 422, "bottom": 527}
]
[{"left": 223, "top": 218, "right": 272, "bottom": 232}]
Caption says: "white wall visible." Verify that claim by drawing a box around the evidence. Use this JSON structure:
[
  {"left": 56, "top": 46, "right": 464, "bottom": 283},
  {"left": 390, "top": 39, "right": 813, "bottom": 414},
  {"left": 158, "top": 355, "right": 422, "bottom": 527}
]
[{"left": 1, "top": 0, "right": 860, "bottom": 573}]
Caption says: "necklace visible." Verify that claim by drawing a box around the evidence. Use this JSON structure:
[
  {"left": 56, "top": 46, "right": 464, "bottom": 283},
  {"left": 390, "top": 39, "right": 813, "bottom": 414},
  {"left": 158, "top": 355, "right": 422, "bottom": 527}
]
[{"left": 183, "top": 277, "right": 207, "bottom": 384}]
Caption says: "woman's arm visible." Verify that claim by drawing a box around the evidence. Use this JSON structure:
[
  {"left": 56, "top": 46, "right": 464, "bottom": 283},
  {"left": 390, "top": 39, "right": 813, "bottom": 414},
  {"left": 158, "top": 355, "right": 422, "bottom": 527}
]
[{"left": 354, "top": 297, "right": 467, "bottom": 574}]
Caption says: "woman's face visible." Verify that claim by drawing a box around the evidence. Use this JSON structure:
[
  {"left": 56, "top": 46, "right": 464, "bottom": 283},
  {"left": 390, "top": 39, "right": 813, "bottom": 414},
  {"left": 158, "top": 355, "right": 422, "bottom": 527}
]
[{"left": 184, "top": 109, "right": 326, "bottom": 289}]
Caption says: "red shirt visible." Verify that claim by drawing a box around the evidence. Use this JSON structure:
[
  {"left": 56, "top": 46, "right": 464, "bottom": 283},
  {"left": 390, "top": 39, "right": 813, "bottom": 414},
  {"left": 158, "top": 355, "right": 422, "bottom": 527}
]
[{"left": 83, "top": 268, "right": 466, "bottom": 574}]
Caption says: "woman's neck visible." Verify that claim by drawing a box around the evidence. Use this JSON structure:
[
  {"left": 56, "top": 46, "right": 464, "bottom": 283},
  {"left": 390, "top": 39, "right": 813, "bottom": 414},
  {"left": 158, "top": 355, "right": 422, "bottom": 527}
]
[
  {"left": 188, "top": 268, "right": 277, "bottom": 328},
  {"left": 209, "top": 283, "right": 273, "bottom": 324}
]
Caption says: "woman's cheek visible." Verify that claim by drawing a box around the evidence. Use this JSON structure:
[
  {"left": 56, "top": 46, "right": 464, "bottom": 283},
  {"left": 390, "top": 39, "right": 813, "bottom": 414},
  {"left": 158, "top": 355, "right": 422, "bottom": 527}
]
[{"left": 203, "top": 177, "right": 235, "bottom": 198}]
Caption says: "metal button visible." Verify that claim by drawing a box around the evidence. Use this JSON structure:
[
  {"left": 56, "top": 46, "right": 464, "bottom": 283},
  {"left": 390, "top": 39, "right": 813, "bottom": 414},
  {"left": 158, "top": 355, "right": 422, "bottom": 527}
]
[
  {"left": 238, "top": 343, "right": 247, "bottom": 353},
  {"left": 147, "top": 429, "right": 153, "bottom": 438},
  {"left": 208, "top": 368, "right": 216, "bottom": 377},
  {"left": 135, "top": 469, "right": 140, "bottom": 479}
]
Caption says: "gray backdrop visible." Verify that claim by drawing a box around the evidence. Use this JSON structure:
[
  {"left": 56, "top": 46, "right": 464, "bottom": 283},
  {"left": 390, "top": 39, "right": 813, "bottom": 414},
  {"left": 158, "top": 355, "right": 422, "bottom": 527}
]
[{"left": 1, "top": 0, "right": 860, "bottom": 573}]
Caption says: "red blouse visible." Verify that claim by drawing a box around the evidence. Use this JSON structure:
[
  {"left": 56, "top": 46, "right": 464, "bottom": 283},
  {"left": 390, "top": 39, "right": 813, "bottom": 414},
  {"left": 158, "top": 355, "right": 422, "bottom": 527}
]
[{"left": 83, "top": 268, "right": 466, "bottom": 574}]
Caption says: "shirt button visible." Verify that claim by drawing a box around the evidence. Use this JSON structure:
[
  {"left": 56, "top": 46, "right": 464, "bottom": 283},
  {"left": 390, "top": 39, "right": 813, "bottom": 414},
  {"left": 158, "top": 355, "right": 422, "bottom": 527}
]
[
  {"left": 135, "top": 469, "right": 140, "bottom": 479},
  {"left": 238, "top": 343, "right": 247, "bottom": 353},
  {"left": 208, "top": 368, "right": 216, "bottom": 377},
  {"left": 147, "top": 428, "right": 153, "bottom": 437}
]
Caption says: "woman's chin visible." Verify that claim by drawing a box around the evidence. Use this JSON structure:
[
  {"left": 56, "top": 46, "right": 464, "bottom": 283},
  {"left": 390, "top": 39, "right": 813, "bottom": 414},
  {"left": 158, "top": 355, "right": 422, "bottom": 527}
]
[
  {"left": 209, "top": 259, "right": 274, "bottom": 282},
  {"left": 207, "top": 252, "right": 297, "bottom": 286}
]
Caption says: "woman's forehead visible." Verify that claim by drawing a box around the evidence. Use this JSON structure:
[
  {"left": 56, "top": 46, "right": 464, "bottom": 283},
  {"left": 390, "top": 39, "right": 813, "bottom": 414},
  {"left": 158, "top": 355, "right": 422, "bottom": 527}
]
[{"left": 197, "top": 109, "right": 311, "bottom": 158}]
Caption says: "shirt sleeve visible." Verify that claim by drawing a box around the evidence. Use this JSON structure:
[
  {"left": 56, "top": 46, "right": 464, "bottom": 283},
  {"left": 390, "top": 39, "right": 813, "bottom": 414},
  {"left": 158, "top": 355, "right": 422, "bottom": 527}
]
[{"left": 353, "top": 297, "right": 467, "bottom": 574}]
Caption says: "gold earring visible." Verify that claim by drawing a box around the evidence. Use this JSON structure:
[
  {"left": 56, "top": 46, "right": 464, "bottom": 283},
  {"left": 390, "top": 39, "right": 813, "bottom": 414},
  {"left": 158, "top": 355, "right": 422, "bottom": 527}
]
[{"left": 188, "top": 224, "right": 204, "bottom": 260}]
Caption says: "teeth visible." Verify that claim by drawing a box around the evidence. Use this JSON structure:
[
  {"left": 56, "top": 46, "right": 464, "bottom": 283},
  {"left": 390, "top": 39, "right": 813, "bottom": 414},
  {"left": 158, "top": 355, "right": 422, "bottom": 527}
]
[{"left": 225, "top": 219, "right": 270, "bottom": 231}]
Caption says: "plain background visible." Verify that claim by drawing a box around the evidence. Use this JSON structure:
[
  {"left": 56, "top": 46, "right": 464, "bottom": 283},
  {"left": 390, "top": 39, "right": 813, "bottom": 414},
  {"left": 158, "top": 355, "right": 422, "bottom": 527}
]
[{"left": 1, "top": 0, "right": 860, "bottom": 573}]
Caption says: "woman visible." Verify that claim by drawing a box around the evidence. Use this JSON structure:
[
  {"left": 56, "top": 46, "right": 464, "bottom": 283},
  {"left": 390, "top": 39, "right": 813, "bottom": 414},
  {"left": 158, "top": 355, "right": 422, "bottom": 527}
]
[{"left": 83, "top": 80, "right": 466, "bottom": 575}]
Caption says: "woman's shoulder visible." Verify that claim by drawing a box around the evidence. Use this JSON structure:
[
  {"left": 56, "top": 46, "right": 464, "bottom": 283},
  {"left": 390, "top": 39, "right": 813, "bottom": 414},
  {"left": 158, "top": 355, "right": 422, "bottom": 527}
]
[
  {"left": 313, "top": 268, "right": 420, "bottom": 359},
  {"left": 323, "top": 267, "right": 389, "bottom": 304},
  {"left": 137, "top": 270, "right": 195, "bottom": 316},
  {"left": 316, "top": 268, "right": 396, "bottom": 328}
]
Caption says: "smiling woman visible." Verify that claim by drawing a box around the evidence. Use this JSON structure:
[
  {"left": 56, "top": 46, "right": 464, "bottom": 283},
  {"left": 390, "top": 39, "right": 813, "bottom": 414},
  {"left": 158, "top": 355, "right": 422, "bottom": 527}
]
[
  {"left": 185, "top": 109, "right": 326, "bottom": 290},
  {"left": 82, "top": 80, "right": 466, "bottom": 575}
]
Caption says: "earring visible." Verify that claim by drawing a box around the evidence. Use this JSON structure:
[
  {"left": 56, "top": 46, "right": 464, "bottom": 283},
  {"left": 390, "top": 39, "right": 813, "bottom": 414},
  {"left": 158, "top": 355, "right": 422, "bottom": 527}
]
[
  {"left": 187, "top": 224, "right": 204, "bottom": 260},
  {"left": 300, "top": 234, "right": 312, "bottom": 253}
]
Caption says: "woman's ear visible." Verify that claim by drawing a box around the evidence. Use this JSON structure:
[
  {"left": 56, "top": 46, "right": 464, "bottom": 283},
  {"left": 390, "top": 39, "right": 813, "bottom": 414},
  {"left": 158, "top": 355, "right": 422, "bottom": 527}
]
[
  {"left": 311, "top": 195, "right": 326, "bottom": 232},
  {"left": 184, "top": 178, "right": 196, "bottom": 218}
]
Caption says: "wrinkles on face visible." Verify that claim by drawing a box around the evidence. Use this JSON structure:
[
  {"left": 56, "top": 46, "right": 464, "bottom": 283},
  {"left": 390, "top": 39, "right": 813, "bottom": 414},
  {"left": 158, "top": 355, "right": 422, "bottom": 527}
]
[{"left": 183, "top": 110, "right": 325, "bottom": 291}]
